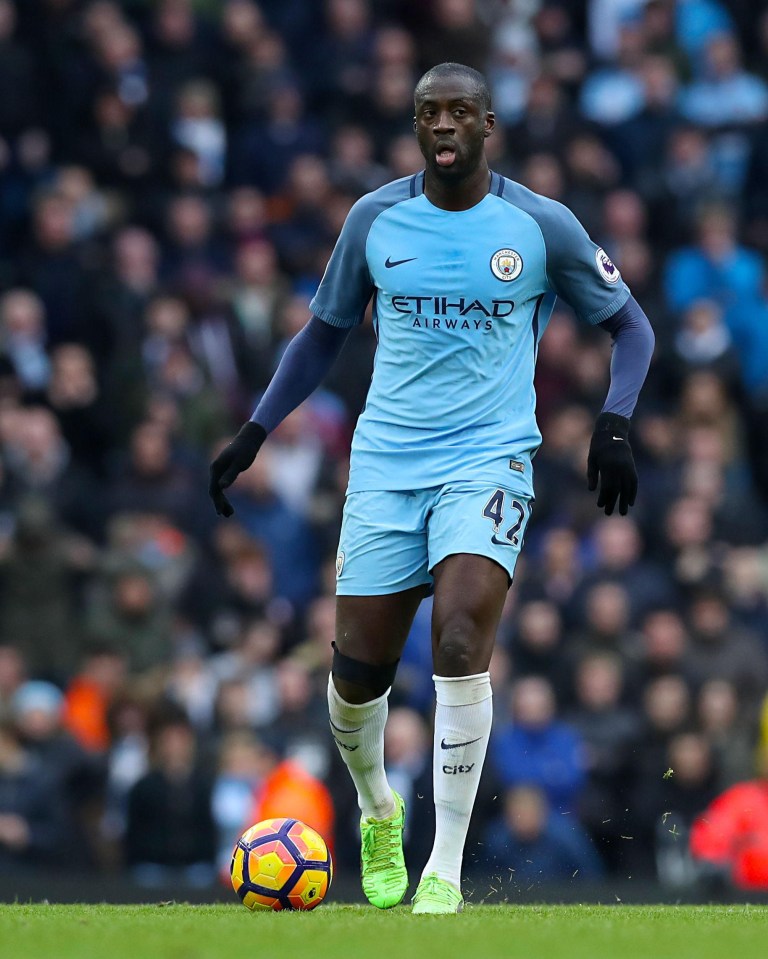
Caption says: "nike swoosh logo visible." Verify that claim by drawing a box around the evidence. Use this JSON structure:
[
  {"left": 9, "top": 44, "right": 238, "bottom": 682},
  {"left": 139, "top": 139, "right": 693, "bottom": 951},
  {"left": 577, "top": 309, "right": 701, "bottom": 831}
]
[
  {"left": 440, "top": 736, "right": 482, "bottom": 750},
  {"left": 490, "top": 535, "right": 516, "bottom": 547},
  {"left": 612, "top": 436, "right": 624, "bottom": 441},
  {"left": 385, "top": 256, "right": 417, "bottom": 268},
  {"left": 332, "top": 736, "right": 359, "bottom": 752},
  {"left": 330, "top": 718, "right": 362, "bottom": 734}
]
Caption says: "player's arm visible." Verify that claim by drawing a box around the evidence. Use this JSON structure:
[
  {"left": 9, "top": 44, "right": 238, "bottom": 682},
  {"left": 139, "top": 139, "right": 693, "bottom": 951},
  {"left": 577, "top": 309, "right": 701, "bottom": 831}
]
[
  {"left": 539, "top": 201, "right": 654, "bottom": 515},
  {"left": 208, "top": 316, "right": 351, "bottom": 517},
  {"left": 209, "top": 196, "right": 376, "bottom": 517},
  {"left": 588, "top": 296, "right": 655, "bottom": 515}
]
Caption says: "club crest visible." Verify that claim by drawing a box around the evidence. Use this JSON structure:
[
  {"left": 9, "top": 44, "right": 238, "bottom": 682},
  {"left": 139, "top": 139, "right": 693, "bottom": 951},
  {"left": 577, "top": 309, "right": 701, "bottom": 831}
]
[
  {"left": 336, "top": 551, "right": 345, "bottom": 578},
  {"left": 490, "top": 248, "right": 523, "bottom": 281}
]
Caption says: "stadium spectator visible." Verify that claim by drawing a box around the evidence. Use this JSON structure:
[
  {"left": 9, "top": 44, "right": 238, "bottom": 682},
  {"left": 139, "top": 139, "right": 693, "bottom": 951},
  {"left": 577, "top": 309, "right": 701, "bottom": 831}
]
[
  {"left": 580, "top": 22, "right": 646, "bottom": 127},
  {"left": 226, "top": 443, "right": 320, "bottom": 610},
  {"left": 209, "top": 617, "right": 281, "bottom": 728},
  {"left": 44, "top": 343, "right": 114, "bottom": 478},
  {"left": 2, "top": 405, "right": 103, "bottom": 540},
  {"left": 685, "top": 589, "right": 768, "bottom": 709},
  {"left": 246, "top": 732, "right": 335, "bottom": 854},
  {"left": 309, "top": 0, "right": 375, "bottom": 110},
  {"left": 180, "top": 528, "right": 283, "bottom": 648},
  {"left": 62, "top": 645, "right": 128, "bottom": 753},
  {"left": 507, "top": 599, "right": 569, "bottom": 700},
  {"left": 491, "top": 677, "right": 586, "bottom": 815},
  {"left": 0, "top": 288, "right": 50, "bottom": 393},
  {"left": 581, "top": 516, "right": 674, "bottom": 621},
  {"left": 568, "top": 582, "right": 641, "bottom": 685},
  {"left": 125, "top": 711, "right": 216, "bottom": 886},
  {"left": 637, "top": 608, "right": 691, "bottom": 687},
  {"left": 12, "top": 679, "right": 103, "bottom": 867},
  {"left": 567, "top": 653, "right": 642, "bottom": 867},
  {"left": 679, "top": 32, "right": 768, "bottom": 128},
  {"left": 479, "top": 785, "right": 604, "bottom": 885},
  {"left": 0, "top": 719, "right": 66, "bottom": 868},
  {"left": 672, "top": 299, "right": 741, "bottom": 386},
  {"left": 634, "top": 732, "right": 718, "bottom": 883},
  {"left": 419, "top": 0, "right": 490, "bottom": 74},
  {"left": 108, "top": 420, "right": 207, "bottom": 538},
  {"left": 610, "top": 53, "right": 681, "bottom": 183},
  {"left": 85, "top": 560, "right": 174, "bottom": 674},
  {"left": 163, "top": 648, "right": 219, "bottom": 733},
  {"left": 230, "top": 84, "right": 325, "bottom": 193},
  {"left": 171, "top": 81, "right": 227, "bottom": 188},
  {"left": 15, "top": 191, "right": 87, "bottom": 345},
  {"left": 690, "top": 766, "right": 768, "bottom": 890},
  {"left": 0, "top": 496, "right": 96, "bottom": 681},
  {"left": 212, "top": 730, "right": 266, "bottom": 876},
  {"left": 639, "top": 674, "right": 692, "bottom": 773},
  {"left": 85, "top": 227, "right": 162, "bottom": 372},
  {"left": 264, "top": 659, "right": 332, "bottom": 778},
  {"left": 696, "top": 679, "right": 755, "bottom": 790},
  {"left": 664, "top": 204, "right": 765, "bottom": 315},
  {"left": 223, "top": 238, "right": 288, "bottom": 393},
  {"left": 723, "top": 547, "right": 768, "bottom": 646}
]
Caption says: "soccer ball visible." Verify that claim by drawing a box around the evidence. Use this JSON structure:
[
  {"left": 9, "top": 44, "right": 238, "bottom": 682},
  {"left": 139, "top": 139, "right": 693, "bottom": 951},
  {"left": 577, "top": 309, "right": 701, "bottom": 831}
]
[{"left": 230, "top": 818, "right": 333, "bottom": 911}]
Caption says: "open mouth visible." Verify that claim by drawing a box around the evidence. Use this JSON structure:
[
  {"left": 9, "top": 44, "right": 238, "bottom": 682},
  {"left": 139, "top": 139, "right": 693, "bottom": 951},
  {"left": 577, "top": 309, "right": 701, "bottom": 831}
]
[{"left": 435, "top": 145, "right": 457, "bottom": 167}]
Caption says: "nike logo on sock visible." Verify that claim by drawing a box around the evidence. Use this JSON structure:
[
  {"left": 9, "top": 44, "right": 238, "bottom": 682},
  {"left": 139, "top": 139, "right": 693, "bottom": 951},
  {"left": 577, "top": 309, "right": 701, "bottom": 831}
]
[
  {"left": 332, "top": 735, "right": 359, "bottom": 752},
  {"left": 440, "top": 736, "right": 482, "bottom": 750},
  {"left": 330, "top": 718, "right": 362, "bottom": 734},
  {"left": 385, "top": 256, "right": 417, "bottom": 268}
]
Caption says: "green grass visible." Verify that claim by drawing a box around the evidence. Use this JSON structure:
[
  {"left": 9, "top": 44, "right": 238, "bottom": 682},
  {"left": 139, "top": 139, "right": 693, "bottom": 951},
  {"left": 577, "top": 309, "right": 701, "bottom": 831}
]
[{"left": 1, "top": 903, "right": 768, "bottom": 959}]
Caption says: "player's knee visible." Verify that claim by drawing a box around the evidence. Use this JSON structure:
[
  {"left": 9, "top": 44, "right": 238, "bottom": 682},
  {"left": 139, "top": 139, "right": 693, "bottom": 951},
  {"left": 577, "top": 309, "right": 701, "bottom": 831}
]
[
  {"left": 331, "top": 641, "right": 399, "bottom": 702},
  {"left": 434, "top": 610, "right": 484, "bottom": 676}
]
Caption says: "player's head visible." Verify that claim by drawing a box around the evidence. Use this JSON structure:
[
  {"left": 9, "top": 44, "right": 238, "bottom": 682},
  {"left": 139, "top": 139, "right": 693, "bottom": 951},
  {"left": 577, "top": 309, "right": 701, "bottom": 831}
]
[{"left": 413, "top": 63, "right": 494, "bottom": 181}]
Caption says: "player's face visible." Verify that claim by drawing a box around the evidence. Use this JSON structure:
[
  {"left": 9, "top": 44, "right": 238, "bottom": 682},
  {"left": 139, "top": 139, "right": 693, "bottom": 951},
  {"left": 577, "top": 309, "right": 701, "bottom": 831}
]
[{"left": 414, "top": 78, "right": 494, "bottom": 181}]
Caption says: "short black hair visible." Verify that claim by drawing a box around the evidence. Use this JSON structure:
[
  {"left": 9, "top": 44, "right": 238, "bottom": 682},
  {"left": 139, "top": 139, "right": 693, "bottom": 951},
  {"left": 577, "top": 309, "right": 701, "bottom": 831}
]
[{"left": 414, "top": 63, "right": 492, "bottom": 113}]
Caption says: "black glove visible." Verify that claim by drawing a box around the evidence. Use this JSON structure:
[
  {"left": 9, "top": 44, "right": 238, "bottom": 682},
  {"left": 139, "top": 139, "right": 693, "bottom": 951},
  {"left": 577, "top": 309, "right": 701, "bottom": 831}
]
[
  {"left": 587, "top": 412, "right": 638, "bottom": 516},
  {"left": 209, "top": 421, "right": 267, "bottom": 517}
]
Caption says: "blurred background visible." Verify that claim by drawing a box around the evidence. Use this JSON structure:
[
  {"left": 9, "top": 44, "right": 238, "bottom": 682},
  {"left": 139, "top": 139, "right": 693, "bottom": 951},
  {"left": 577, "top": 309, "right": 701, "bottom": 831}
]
[{"left": 1, "top": 0, "right": 768, "bottom": 903}]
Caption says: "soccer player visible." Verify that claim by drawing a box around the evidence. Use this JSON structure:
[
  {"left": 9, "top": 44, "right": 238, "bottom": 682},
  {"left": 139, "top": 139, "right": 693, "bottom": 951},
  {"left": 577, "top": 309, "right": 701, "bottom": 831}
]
[{"left": 209, "top": 63, "right": 654, "bottom": 913}]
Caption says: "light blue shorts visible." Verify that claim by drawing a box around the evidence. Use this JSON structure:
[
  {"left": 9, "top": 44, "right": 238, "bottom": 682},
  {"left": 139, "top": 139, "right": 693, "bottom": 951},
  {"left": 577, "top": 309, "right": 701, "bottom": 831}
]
[{"left": 335, "top": 483, "right": 532, "bottom": 596}]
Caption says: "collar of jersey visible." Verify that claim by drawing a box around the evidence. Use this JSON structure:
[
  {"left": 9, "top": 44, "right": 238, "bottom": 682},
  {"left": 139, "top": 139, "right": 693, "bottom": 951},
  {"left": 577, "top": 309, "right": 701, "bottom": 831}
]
[{"left": 419, "top": 170, "right": 500, "bottom": 214}]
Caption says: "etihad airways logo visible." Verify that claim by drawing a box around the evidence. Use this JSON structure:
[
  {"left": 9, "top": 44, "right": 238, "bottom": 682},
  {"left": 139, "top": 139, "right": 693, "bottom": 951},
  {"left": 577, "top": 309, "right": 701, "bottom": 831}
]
[{"left": 391, "top": 294, "right": 515, "bottom": 331}]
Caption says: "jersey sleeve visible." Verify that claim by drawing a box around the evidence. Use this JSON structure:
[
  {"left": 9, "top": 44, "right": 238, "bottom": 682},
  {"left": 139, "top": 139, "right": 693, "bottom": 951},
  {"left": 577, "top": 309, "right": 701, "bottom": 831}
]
[
  {"left": 540, "top": 202, "right": 630, "bottom": 325},
  {"left": 309, "top": 196, "right": 376, "bottom": 329}
]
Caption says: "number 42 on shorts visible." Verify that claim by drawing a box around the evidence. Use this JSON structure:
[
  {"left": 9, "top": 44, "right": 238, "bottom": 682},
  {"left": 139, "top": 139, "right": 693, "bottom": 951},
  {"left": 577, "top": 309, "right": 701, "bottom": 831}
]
[{"left": 482, "top": 489, "right": 528, "bottom": 547}]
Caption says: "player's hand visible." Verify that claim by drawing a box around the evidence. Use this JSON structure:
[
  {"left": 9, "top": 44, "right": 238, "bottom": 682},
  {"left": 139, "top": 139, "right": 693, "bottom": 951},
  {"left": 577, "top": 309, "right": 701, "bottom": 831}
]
[
  {"left": 209, "top": 422, "right": 267, "bottom": 517},
  {"left": 587, "top": 412, "right": 637, "bottom": 516}
]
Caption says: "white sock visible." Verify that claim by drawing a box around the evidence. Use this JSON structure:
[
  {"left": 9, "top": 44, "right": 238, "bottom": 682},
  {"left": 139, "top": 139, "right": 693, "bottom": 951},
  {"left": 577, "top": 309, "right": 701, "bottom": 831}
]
[
  {"left": 422, "top": 672, "right": 492, "bottom": 890},
  {"left": 327, "top": 675, "right": 396, "bottom": 820}
]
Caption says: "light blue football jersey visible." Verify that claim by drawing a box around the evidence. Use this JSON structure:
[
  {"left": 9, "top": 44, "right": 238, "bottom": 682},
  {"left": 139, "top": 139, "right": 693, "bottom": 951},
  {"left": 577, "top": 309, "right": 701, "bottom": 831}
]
[{"left": 309, "top": 171, "right": 630, "bottom": 497}]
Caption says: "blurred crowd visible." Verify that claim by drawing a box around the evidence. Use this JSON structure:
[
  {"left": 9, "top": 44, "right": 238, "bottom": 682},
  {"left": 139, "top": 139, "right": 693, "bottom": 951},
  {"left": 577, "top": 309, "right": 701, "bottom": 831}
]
[{"left": 1, "top": 0, "right": 768, "bottom": 896}]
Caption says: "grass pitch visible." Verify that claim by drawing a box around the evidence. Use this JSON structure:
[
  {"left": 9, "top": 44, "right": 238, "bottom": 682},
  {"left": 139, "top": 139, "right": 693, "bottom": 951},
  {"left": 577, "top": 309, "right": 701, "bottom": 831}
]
[{"left": 1, "top": 903, "right": 767, "bottom": 959}]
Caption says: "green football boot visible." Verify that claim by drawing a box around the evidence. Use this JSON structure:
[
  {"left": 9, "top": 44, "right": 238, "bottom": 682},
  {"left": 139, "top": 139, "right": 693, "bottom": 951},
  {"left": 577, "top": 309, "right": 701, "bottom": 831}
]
[
  {"left": 411, "top": 873, "right": 464, "bottom": 914},
  {"left": 359, "top": 791, "right": 408, "bottom": 909}
]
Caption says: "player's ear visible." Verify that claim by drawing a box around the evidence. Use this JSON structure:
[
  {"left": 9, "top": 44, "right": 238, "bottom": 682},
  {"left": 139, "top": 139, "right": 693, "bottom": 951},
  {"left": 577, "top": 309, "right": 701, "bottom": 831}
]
[{"left": 484, "top": 111, "right": 496, "bottom": 138}]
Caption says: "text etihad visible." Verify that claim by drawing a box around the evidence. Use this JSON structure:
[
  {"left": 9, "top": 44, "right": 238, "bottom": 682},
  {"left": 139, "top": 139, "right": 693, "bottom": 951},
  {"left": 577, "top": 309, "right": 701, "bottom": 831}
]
[{"left": 391, "top": 296, "right": 515, "bottom": 318}]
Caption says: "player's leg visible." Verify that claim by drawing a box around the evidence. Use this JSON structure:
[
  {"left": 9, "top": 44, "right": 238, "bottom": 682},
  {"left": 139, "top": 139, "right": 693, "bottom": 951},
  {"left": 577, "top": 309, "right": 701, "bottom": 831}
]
[
  {"left": 329, "top": 489, "right": 431, "bottom": 908},
  {"left": 411, "top": 553, "right": 508, "bottom": 913},
  {"left": 328, "top": 589, "right": 426, "bottom": 908},
  {"left": 413, "top": 484, "right": 530, "bottom": 913},
  {"left": 329, "top": 587, "right": 427, "bottom": 817}
]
